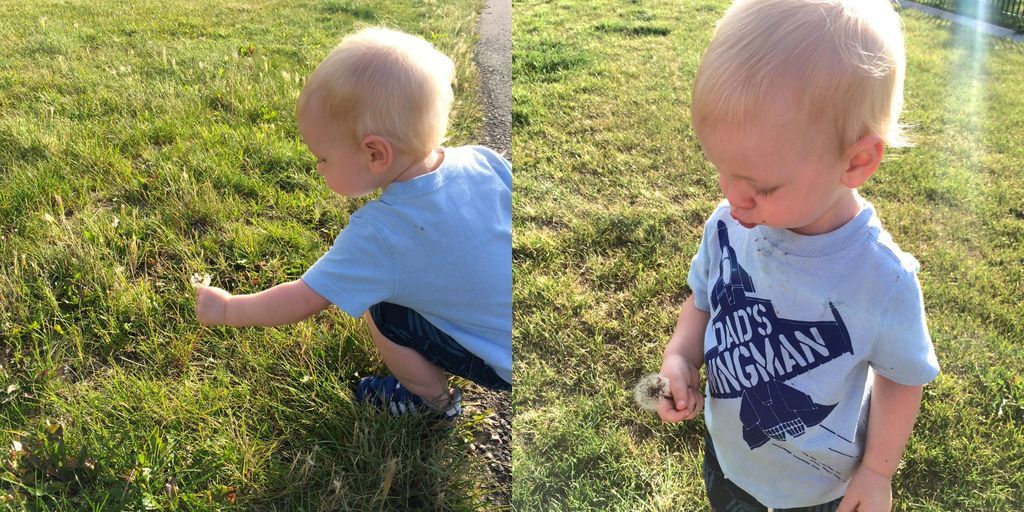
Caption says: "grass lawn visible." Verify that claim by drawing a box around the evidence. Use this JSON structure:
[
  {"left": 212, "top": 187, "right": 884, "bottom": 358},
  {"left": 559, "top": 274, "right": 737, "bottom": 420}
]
[
  {"left": 512, "top": 1, "right": 1024, "bottom": 510},
  {"left": 0, "top": 0, "right": 498, "bottom": 509}
]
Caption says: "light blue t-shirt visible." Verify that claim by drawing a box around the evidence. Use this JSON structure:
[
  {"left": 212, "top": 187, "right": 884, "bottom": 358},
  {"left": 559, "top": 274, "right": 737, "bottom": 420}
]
[
  {"left": 689, "top": 199, "right": 939, "bottom": 508},
  {"left": 302, "top": 145, "right": 512, "bottom": 385}
]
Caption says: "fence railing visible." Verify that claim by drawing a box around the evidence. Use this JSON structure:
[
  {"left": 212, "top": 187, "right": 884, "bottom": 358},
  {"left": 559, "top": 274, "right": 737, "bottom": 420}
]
[
  {"left": 912, "top": 0, "right": 1024, "bottom": 31},
  {"left": 992, "top": 0, "right": 1024, "bottom": 19}
]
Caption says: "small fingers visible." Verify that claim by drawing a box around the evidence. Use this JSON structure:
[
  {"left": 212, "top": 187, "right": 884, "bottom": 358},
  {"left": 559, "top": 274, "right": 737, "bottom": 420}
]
[
  {"left": 691, "top": 387, "right": 704, "bottom": 416},
  {"left": 658, "top": 386, "right": 704, "bottom": 422},
  {"left": 666, "top": 373, "right": 689, "bottom": 411},
  {"left": 657, "top": 399, "right": 691, "bottom": 423},
  {"left": 682, "top": 387, "right": 704, "bottom": 420}
]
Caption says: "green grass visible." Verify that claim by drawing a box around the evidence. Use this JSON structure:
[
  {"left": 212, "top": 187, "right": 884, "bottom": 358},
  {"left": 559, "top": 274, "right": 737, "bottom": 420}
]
[
  {"left": 0, "top": 0, "right": 496, "bottom": 509},
  {"left": 512, "top": 1, "right": 1024, "bottom": 510}
]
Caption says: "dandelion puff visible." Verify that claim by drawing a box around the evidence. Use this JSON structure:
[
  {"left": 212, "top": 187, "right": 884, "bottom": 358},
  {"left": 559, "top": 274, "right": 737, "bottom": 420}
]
[
  {"left": 165, "top": 477, "right": 178, "bottom": 499},
  {"left": 634, "top": 373, "right": 670, "bottom": 412},
  {"left": 190, "top": 273, "right": 212, "bottom": 288}
]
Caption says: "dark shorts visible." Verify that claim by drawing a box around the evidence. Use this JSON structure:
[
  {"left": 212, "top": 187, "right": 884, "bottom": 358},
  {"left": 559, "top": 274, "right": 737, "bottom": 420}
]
[
  {"left": 703, "top": 433, "right": 842, "bottom": 512},
  {"left": 368, "top": 302, "right": 511, "bottom": 392}
]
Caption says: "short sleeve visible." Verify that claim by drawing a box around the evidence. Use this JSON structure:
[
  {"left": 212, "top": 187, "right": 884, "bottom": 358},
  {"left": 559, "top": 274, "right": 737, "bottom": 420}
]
[
  {"left": 688, "top": 215, "right": 717, "bottom": 313},
  {"left": 868, "top": 271, "right": 940, "bottom": 385},
  {"left": 301, "top": 216, "right": 395, "bottom": 318}
]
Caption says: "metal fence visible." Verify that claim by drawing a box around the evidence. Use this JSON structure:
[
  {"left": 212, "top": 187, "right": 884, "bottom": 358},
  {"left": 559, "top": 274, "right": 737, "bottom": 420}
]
[
  {"left": 992, "top": 0, "right": 1024, "bottom": 18},
  {"left": 913, "top": 0, "right": 1024, "bottom": 30}
]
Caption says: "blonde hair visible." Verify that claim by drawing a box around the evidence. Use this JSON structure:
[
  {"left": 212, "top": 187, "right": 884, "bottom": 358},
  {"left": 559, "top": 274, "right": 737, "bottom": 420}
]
[
  {"left": 691, "top": 0, "right": 909, "bottom": 151},
  {"left": 298, "top": 27, "right": 455, "bottom": 158}
]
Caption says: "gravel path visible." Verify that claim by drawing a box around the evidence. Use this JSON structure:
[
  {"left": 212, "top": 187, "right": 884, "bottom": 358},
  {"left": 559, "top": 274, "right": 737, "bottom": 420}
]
[
  {"left": 467, "top": 389, "right": 512, "bottom": 508},
  {"left": 475, "top": 0, "right": 512, "bottom": 159},
  {"left": 470, "top": 0, "right": 513, "bottom": 508}
]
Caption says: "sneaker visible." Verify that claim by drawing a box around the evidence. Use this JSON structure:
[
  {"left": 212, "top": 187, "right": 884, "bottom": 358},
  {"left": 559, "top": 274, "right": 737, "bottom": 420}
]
[{"left": 355, "top": 375, "right": 462, "bottom": 420}]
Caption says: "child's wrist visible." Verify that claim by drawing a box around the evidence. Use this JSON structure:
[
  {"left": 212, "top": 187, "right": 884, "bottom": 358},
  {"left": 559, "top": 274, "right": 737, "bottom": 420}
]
[
  {"left": 662, "top": 350, "right": 697, "bottom": 372},
  {"left": 661, "top": 349, "right": 680, "bottom": 365},
  {"left": 222, "top": 295, "right": 237, "bottom": 326},
  {"left": 859, "top": 460, "right": 896, "bottom": 480},
  {"left": 662, "top": 338, "right": 686, "bottom": 359},
  {"left": 665, "top": 345, "right": 699, "bottom": 364}
]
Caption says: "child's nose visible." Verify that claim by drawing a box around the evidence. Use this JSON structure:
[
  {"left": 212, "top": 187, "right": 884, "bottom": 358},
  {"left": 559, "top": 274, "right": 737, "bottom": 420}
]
[
  {"left": 719, "top": 179, "right": 754, "bottom": 209},
  {"left": 727, "top": 195, "right": 754, "bottom": 210}
]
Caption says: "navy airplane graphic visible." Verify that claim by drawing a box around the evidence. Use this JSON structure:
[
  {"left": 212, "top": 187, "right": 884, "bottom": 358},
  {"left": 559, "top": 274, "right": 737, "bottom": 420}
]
[
  {"left": 706, "top": 220, "right": 853, "bottom": 450},
  {"left": 711, "top": 220, "right": 755, "bottom": 311}
]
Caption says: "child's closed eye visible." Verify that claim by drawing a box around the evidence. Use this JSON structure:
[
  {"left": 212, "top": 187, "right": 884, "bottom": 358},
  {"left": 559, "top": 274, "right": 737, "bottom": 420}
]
[{"left": 755, "top": 186, "right": 779, "bottom": 197}]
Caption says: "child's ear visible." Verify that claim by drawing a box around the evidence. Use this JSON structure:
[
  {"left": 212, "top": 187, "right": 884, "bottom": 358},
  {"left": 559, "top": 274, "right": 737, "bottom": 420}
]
[
  {"left": 840, "top": 134, "right": 884, "bottom": 188},
  {"left": 362, "top": 135, "right": 393, "bottom": 174}
]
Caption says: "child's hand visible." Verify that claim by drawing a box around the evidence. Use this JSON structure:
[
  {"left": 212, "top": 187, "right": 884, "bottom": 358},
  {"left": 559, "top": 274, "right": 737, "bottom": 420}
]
[
  {"left": 657, "top": 353, "right": 704, "bottom": 422},
  {"left": 195, "top": 285, "right": 233, "bottom": 326},
  {"left": 836, "top": 465, "right": 892, "bottom": 512}
]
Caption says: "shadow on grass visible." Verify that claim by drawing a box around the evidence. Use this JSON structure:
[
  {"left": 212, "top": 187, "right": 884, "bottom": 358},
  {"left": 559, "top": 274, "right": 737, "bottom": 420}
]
[
  {"left": 594, "top": 21, "right": 671, "bottom": 37},
  {"left": 319, "top": 0, "right": 377, "bottom": 22},
  {"left": 247, "top": 413, "right": 478, "bottom": 511}
]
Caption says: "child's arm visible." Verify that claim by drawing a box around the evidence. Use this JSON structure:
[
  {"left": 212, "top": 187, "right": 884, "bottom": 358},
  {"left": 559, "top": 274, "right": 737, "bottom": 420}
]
[
  {"left": 837, "top": 374, "right": 925, "bottom": 512},
  {"left": 195, "top": 279, "right": 331, "bottom": 327},
  {"left": 658, "top": 294, "right": 710, "bottom": 423}
]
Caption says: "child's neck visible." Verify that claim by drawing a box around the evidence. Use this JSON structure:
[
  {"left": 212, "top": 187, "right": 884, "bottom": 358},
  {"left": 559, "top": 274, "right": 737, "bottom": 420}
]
[
  {"left": 788, "top": 190, "right": 864, "bottom": 236},
  {"left": 384, "top": 148, "right": 445, "bottom": 189}
]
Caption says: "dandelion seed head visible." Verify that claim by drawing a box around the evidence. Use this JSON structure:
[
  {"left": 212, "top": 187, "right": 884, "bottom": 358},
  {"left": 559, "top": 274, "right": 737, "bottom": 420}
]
[
  {"left": 190, "top": 273, "right": 212, "bottom": 288},
  {"left": 634, "top": 373, "right": 670, "bottom": 412}
]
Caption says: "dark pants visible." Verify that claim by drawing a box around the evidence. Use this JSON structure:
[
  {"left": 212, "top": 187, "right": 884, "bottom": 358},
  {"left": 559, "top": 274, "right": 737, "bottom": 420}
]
[
  {"left": 369, "top": 302, "right": 511, "bottom": 392},
  {"left": 704, "top": 434, "right": 842, "bottom": 512}
]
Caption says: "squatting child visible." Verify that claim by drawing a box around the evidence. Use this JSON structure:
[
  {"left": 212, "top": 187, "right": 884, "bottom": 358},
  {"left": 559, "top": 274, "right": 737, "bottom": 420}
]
[
  {"left": 658, "top": 1, "right": 939, "bottom": 510},
  {"left": 194, "top": 27, "right": 512, "bottom": 420}
]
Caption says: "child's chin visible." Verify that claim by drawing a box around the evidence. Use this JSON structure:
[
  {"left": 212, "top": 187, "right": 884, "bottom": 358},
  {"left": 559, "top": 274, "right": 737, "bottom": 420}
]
[
  {"left": 729, "top": 211, "right": 759, "bottom": 229},
  {"left": 731, "top": 215, "right": 758, "bottom": 229}
]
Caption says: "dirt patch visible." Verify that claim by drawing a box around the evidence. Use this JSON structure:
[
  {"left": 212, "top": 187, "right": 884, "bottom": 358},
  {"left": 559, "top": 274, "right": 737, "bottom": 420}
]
[{"left": 466, "top": 388, "right": 511, "bottom": 509}]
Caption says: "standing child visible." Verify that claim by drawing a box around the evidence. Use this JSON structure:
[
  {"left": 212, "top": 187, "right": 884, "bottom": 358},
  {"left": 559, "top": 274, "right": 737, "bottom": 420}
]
[
  {"left": 194, "top": 27, "right": 512, "bottom": 420},
  {"left": 658, "top": 1, "right": 939, "bottom": 510}
]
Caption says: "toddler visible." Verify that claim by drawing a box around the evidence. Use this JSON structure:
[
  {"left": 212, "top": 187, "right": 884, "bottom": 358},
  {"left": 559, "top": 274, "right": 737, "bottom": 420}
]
[
  {"left": 658, "top": 1, "right": 939, "bottom": 510},
  {"left": 194, "top": 27, "right": 512, "bottom": 420}
]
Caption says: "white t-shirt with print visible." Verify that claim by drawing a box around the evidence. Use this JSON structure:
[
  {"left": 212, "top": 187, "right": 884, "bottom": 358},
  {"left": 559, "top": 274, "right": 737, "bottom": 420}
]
[{"left": 689, "top": 200, "right": 939, "bottom": 508}]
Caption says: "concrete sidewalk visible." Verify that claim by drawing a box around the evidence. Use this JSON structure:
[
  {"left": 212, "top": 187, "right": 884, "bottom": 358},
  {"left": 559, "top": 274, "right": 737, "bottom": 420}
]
[{"left": 900, "top": 0, "right": 1024, "bottom": 42}]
